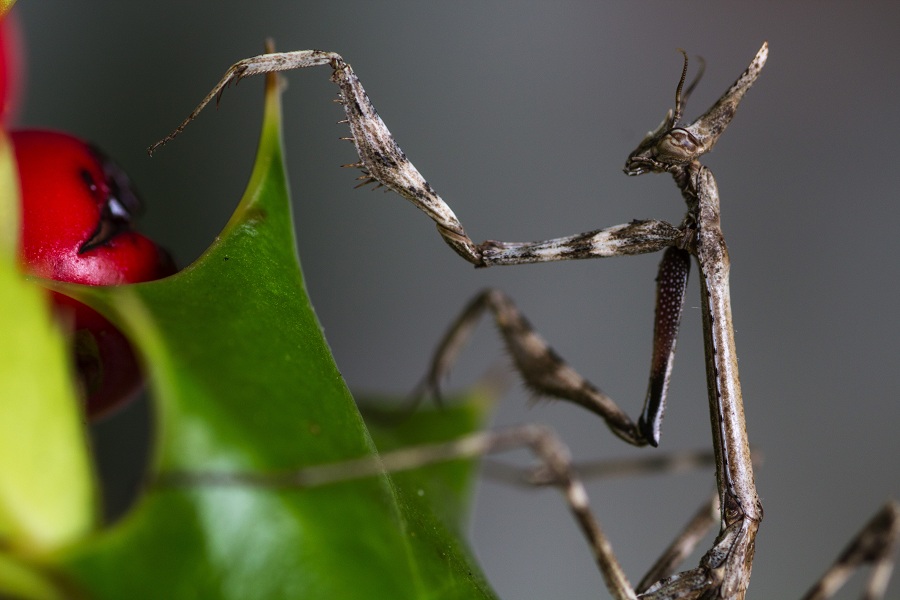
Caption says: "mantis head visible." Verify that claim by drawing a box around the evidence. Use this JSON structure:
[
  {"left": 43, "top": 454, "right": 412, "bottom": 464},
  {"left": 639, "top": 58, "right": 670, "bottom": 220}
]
[{"left": 624, "top": 42, "right": 768, "bottom": 177}]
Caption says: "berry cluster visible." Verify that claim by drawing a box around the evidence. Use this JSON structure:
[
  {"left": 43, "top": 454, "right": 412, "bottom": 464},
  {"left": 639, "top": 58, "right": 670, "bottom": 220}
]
[{"left": 4, "top": 13, "right": 174, "bottom": 417}]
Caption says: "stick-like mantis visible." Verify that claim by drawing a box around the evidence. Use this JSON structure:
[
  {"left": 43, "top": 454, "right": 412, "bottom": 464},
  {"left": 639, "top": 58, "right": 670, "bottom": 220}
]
[{"left": 151, "top": 42, "right": 899, "bottom": 599}]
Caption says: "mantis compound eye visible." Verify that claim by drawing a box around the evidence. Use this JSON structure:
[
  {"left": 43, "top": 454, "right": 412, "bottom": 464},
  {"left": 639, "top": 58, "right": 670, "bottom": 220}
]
[
  {"left": 623, "top": 125, "right": 702, "bottom": 176},
  {"left": 652, "top": 128, "right": 701, "bottom": 164}
]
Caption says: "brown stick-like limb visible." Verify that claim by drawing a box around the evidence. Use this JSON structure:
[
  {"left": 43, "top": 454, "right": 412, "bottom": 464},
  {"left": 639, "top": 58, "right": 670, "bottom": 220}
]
[{"left": 153, "top": 40, "right": 898, "bottom": 598}]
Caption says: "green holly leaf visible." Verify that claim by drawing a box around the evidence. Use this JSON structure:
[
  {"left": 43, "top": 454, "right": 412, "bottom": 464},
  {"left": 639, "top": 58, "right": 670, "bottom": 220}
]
[{"left": 44, "top": 71, "right": 499, "bottom": 599}]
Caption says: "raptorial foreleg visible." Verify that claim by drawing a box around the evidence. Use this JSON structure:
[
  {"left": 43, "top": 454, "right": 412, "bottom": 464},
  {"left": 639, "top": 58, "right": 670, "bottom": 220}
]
[
  {"left": 417, "top": 247, "right": 690, "bottom": 447},
  {"left": 149, "top": 48, "right": 487, "bottom": 263}
]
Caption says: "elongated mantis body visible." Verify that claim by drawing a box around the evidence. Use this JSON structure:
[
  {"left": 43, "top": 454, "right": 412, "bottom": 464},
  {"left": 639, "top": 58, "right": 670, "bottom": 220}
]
[{"left": 152, "top": 41, "right": 898, "bottom": 599}]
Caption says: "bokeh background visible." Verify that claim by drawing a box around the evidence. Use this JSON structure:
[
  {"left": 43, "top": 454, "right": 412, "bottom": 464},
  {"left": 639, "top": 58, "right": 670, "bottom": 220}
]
[{"left": 13, "top": 2, "right": 900, "bottom": 598}]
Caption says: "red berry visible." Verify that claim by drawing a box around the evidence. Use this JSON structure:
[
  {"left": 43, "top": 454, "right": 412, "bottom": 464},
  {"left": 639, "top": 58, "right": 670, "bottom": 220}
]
[{"left": 14, "top": 129, "right": 175, "bottom": 417}]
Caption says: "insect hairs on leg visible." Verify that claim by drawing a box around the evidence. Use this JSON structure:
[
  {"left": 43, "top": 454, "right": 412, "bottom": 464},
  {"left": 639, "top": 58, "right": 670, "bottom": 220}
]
[{"left": 152, "top": 40, "right": 898, "bottom": 599}]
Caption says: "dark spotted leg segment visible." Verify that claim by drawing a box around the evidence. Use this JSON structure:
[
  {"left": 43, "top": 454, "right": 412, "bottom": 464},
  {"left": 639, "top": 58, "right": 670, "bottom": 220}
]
[
  {"left": 638, "top": 246, "right": 690, "bottom": 446},
  {"left": 418, "top": 248, "right": 689, "bottom": 448}
]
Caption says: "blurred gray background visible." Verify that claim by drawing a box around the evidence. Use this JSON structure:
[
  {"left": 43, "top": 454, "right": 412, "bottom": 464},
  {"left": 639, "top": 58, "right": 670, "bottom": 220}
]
[{"left": 13, "top": 2, "right": 900, "bottom": 598}]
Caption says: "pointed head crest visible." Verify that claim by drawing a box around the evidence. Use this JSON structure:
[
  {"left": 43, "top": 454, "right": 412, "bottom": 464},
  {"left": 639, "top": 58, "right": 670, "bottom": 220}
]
[{"left": 624, "top": 42, "right": 767, "bottom": 177}]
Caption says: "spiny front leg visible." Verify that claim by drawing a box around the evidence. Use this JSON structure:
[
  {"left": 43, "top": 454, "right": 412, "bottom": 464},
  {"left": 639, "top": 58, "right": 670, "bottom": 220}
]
[
  {"left": 148, "top": 48, "right": 482, "bottom": 264},
  {"left": 329, "top": 57, "right": 482, "bottom": 264},
  {"left": 419, "top": 247, "right": 690, "bottom": 447},
  {"left": 480, "top": 219, "right": 685, "bottom": 266}
]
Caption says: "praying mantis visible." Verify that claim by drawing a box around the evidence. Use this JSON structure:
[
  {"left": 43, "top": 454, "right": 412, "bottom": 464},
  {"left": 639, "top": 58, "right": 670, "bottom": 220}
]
[{"left": 151, "top": 41, "right": 898, "bottom": 599}]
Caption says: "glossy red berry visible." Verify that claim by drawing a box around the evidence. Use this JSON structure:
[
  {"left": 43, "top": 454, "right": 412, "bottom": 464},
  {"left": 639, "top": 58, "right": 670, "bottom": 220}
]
[
  {"left": 16, "top": 130, "right": 173, "bottom": 286},
  {"left": 14, "top": 129, "right": 175, "bottom": 417}
]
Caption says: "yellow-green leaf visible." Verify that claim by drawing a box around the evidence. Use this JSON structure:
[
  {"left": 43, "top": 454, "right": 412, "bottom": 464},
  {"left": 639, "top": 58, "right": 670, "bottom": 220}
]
[{"left": 0, "top": 260, "right": 96, "bottom": 553}]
